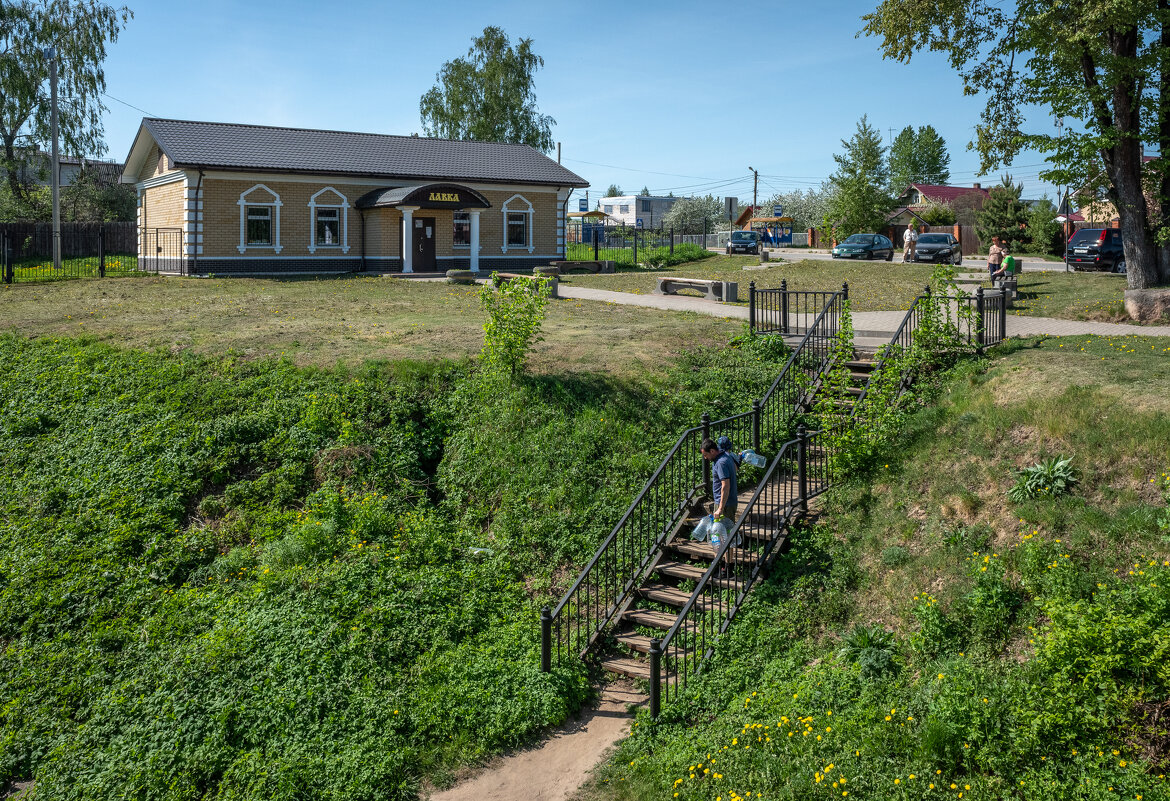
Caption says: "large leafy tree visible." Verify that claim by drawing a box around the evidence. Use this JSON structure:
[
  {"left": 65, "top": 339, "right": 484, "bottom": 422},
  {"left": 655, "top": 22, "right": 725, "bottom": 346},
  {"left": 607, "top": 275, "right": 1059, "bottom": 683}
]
[
  {"left": 828, "top": 115, "right": 893, "bottom": 235},
  {"left": 604, "top": 184, "right": 622, "bottom": 197},
  {"left": 0, "top": 1, "right": 131, "bottom": 199},
  {"left": 862, "top": 0, "right": 1170, "bottom": 289},
  {"left": 660, "top": 194, "right": 723, "bottom": 234},
  {"left": 889, "top": 125, "right": 952, "bottom": 194},
  {"left": 419, "top": 26, "right": 555, "bottom": 152},
  {"left": 976, "top": 175, "right": 1030, "bottom": 251}
]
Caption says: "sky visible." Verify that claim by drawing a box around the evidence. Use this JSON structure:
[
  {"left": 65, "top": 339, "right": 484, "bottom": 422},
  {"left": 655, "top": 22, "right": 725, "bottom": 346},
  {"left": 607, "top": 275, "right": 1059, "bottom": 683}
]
[{"left": 93, "top": 0, "right": 1064, "bottom": 207}]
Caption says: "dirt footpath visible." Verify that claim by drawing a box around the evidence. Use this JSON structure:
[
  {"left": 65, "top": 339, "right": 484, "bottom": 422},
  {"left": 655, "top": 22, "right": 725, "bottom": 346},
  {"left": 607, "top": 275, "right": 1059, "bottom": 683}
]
[{"left": 428, "top": 683, "right": 644, "bottom": 801}]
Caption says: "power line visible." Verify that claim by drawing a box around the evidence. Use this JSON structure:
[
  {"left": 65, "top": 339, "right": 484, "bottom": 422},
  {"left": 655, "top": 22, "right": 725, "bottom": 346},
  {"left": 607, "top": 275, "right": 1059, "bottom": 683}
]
[
  {"left": 561, "top": 156, "right": 724, "bottom": 181},
  {"left": 103, "top": 91, "right": 156, "bottom": 117}
]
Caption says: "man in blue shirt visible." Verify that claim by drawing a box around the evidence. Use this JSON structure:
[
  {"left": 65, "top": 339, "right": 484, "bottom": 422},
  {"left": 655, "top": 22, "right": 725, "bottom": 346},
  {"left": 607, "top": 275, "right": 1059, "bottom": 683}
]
[{"left": 701, "top": 438, "right": 738, "bottom": 525}]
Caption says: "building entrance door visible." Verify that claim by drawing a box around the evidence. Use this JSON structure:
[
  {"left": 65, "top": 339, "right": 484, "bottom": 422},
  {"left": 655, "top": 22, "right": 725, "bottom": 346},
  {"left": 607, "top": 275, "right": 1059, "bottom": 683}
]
[{"left": 415, "top": 217, "right": 436, "bottom": 271}]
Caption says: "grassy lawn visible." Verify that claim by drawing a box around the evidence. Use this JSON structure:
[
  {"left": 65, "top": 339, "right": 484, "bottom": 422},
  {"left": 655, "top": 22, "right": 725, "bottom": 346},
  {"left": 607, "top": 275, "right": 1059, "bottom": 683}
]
[
  {"left": 561, "top": 256, "right": 938, "bottom": 311},
  {"left": 1011, "top": 270, "right": 1138, "bottom": 321},
  {"left": 0, "top": 274, "right": 743, "bottom": 379}
]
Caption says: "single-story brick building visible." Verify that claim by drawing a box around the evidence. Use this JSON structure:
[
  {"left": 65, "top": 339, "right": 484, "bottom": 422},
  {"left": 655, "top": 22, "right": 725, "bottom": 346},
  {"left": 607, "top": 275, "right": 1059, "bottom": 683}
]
[{"left": 120, "top": 118, "right": 588, "bottom": 275}]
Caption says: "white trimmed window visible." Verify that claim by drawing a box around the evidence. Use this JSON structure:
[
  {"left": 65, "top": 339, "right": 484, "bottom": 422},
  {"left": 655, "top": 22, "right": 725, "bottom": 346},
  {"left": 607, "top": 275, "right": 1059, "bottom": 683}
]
[
  {"left": 500, "top": 194, "right": 534, "bottom": 253},
  {"left": 453, "top": 212, "right": 471, "bottom": 247},
  {"left": 237, "top": 184, "right": 282, "bottom": 253},
  {"left": 603, "top": 204, "right": 613, "bottom": 213},
  {"left": 246, "top": 206, "right": 271, "bottom": 245},
  {"left": 307, "top": 187, "right": 350, "bottom": 253},
  {"left": 619, "top": 204, "right": 629, "bottom": 214}
]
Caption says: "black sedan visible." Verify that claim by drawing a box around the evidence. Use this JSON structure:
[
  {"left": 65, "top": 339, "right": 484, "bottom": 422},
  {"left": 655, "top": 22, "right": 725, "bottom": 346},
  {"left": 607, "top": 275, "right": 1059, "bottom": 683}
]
[
  {"left": 831, "top": 233, "right": 894, "bottom": 260},
  {"left": 912, "top": 233, "right": 963, "bottom": 265}
]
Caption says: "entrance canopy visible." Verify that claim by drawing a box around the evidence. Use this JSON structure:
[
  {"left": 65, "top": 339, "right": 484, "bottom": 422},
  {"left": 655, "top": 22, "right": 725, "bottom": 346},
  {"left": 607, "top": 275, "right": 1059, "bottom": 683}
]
[{"left": 355, "top": 182, "right": 491, "bottom": 210}]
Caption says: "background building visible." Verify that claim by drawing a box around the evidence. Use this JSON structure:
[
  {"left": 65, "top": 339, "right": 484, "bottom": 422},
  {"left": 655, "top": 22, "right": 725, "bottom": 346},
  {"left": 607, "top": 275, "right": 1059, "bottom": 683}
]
[{"left": 597, "top": 194, "right": 678, "bottom": 228}]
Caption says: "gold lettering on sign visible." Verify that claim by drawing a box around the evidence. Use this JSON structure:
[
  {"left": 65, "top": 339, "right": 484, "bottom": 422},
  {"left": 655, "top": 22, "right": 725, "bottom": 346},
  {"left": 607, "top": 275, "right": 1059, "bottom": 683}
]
[{"left": 427, "top": 192, "right": 460, "bottom": 203}]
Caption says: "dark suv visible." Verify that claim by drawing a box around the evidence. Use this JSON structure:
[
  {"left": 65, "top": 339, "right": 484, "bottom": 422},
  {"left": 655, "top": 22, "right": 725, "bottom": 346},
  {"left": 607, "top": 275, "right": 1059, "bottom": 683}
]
[{"left": 1065, "top": 228, "right": 1127, "bottom": 273}]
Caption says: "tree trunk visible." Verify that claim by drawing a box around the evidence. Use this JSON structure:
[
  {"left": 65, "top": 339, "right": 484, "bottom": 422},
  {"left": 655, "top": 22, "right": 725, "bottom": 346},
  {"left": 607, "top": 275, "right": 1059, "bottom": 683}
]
[
  {"left": 3, "top": 132, "right": 24, "bottom": 201},
  {"left": 1102, "top": 26, "right": 1160, "bottom": 289},
  {"left": 1158, "top": 1, "right": 1170, "bottom": 284}
]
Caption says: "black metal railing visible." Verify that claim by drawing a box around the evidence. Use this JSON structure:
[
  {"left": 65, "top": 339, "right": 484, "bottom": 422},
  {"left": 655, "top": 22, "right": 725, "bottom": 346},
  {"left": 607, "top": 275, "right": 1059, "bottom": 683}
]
[
  {"left": 541, "top": 285, "right": 847, "bottom": 672},
  {"left": 649, "top": 425, "right": 830, "bottom": 714},
  {"left": 749, "top": 280, "right": 848, "bottom": 337},
  {"left": 954, "top": 285, "right": 1007, "bottom": 350}
]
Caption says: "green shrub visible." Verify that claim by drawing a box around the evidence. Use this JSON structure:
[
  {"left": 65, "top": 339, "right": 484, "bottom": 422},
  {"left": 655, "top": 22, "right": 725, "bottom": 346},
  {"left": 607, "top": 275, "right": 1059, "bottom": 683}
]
[
  {"left": 1008, "top": 455, "right": 1078, "bottom": 503},
  {"left": 880, "top": 545, "right": 910, "bottom": 566},
  {"left": 910, "top": 593, "right": 962, "bottom": 657},
  {"left": 961, "top": 552, "right": 1020, "bottom": 646},
  {"left": 837, "top": 623, "right": 899, "bottom": 679},
  {"left": 640, "top": 242, "right": 713, "bottom": 268}
]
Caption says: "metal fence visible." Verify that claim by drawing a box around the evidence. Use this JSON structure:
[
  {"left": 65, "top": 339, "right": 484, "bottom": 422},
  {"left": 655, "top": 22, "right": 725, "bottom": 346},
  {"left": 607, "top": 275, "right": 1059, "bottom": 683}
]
[
  {"left": 565, "top": 222, "right": 675, "bottom": 264},
  {"left": 1, "top": 223, "right": 183, "bottom": 283}
]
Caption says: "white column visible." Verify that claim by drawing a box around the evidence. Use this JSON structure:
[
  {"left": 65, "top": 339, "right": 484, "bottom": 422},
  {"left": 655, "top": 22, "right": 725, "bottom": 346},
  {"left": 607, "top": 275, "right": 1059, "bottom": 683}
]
[
  {"left": 401, "top": 206, "right": 416, "bottom": 273},
  {"left": 469, "top": 210, "right": 481, "bottom": 273}
]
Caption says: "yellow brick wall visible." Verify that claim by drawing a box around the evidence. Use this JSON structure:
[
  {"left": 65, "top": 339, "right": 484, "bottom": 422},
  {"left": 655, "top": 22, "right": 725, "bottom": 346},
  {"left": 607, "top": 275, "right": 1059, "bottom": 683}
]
[
  {"left": 198, "top": 177, "right": 563, "bottom": 258},
  {"left": 143, "top": 143, "right": 180, "bottom": 180},
  {"left": 142, "top": 179, "right": 187, "bottom": 232}
]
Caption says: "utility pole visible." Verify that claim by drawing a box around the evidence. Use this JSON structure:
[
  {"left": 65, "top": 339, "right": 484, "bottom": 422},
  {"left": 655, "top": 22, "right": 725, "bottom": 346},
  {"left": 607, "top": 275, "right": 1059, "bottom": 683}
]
[
  {"left": 748, "top": 166, "right": 758, "bottom": 211},
  {"left": 47, "top": 46, "right": 61, "bottom": 272}
]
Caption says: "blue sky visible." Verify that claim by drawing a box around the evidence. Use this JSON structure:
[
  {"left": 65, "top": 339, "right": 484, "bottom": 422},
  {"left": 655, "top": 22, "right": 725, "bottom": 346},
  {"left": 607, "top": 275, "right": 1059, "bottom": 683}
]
[{"left": 96, "top": 0, "right": 1061, "bottom": 205}]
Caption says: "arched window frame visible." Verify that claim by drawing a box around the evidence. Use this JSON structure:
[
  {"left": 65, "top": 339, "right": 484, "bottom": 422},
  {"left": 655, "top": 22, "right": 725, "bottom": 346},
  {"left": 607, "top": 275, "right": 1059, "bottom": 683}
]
[
  {"left": 237, "top": 184, "right": 282, "bottom": 254},
  {"left": 308, "top": 186, "right": 350, "bottom": 254},
  {"left": 500, "top": 193, "right": 534, "bottom": 254}
]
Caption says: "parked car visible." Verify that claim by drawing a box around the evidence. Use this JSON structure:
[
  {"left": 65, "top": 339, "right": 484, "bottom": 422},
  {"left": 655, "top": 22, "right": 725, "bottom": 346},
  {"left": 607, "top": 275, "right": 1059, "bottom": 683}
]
[
  {"left": 727, "top": 230, "right": 761, "bottom": 255},
  {"left": 912, "top": 232, "right": 963, "bottom": 265},
  {"left": 1065, "top": 228, "right": 1126, "bottom": 273},
  {"left": 831, "top": 233, "right": 894, "bottom": 261}
]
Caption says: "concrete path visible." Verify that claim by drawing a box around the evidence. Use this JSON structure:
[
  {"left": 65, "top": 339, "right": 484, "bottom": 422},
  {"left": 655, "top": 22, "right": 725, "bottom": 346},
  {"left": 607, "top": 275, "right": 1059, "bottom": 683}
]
[
  {"left": 750, "top": 248, "right": 1067, "bottom": 274},
  {"left": 557, "top": 285, "right": 1170, "bottom": 338},
  {"left": 428, "top": 683, "right": 644, "bottom": 801}
]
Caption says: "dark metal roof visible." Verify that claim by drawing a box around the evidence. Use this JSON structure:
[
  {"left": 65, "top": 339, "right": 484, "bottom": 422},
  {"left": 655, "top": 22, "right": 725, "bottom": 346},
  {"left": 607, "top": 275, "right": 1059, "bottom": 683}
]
[
  {"left": 355, "top": 183, "right": 491, "bottom": 209},
  {"left": 135, "top": 118, "right": 588, "bottom": 187}
]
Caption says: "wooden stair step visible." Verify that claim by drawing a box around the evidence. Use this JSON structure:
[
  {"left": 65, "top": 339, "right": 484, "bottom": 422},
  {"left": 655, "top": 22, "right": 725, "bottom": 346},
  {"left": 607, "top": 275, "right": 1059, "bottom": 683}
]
[
  {"left": 655, "top": 559, "right": 739, "bottom": 589},
  {"left": 638, "top": 582, "right": 715, "bottom": 611},
  {"left": 601, "top": 657, "right": 678, "bottom": 682},
  {"left": 622, "top": 608, "right": 677, "bottom": 630},
  {"left": 845, "top": 386, "right": 865, "bottom": 395},
  {"left": 668, "top": 538, "right": 757, "bottom": 564},
  {"left": 844, "top": 360, "right": 875, "bottom": 370},
  {"left": 614, "top": 632, "right": 692, "bottom": 657}
]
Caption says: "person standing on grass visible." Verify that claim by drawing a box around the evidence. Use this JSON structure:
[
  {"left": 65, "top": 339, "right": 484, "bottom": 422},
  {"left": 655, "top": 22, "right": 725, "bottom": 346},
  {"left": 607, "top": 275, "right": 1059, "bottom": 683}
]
[
  {"left": 902, "top": 223, "right": 918, "bottom": 262},
  {"left": 987, "top": 235, "right": 1008, "bottom": 280},
  {"left": 701, "top": 438, "right": 738, "bottom": 528}
]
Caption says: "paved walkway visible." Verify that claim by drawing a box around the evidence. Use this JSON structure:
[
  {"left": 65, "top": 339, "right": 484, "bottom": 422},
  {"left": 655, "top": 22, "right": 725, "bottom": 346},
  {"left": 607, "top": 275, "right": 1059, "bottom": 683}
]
[{"left": 557, "top": 285, "right": 1170, "bottom": 338}]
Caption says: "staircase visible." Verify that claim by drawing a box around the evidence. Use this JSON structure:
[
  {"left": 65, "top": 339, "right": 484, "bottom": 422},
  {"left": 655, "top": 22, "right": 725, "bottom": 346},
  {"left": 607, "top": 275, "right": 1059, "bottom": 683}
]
[
  {"left": 539, "top": 283, "right": 951, "bottom": 718},
  {"left": 594, "top": 357, "right": 877, "bottom": 691}
]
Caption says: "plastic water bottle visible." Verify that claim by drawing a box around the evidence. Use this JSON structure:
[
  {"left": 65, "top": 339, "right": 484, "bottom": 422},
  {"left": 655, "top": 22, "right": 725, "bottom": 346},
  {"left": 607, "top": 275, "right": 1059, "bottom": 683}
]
[
  {"left": 709, "top": 516, "right": 727, "bottom": 550},
  {"left": 740, "top": 449, "right": 767, "bottom": 468},
  {"left": 691, "top": 515, "right": 711, "bottom": 542}
]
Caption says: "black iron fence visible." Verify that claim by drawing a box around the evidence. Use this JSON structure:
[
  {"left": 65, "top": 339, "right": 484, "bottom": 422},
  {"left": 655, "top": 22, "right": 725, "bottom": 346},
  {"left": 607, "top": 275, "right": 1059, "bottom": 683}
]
[
  {"left": 565, "top": 221, "right": 675, "bottom": 265},
  {"left": 1, "top": 223, "right": 183, "bottom": 283},
  {"left": 541, "top": 287, "right": 846, "bottom": 669}
]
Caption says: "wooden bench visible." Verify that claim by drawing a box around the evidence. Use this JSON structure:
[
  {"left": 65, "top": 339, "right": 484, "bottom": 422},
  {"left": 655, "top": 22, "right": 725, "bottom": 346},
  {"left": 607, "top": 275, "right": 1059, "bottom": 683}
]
[
  {"left": 491, "top": 271, "right": 559, "bottom": 298},
  {"left": 653, "top": 277, "right": 738, "bottom": 302}
]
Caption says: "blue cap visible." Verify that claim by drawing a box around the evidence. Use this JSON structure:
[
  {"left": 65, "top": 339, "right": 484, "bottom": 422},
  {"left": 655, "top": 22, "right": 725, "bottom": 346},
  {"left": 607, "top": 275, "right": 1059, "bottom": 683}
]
[{"left": 716, "top": 435, "right": 733, "bottom": 452}]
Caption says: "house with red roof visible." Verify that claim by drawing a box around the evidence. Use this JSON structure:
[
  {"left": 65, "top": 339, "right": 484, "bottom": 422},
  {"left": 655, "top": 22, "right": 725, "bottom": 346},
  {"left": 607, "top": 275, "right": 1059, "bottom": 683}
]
[{"left": 886, "top": 182, "right": 991, "bottom": 228}]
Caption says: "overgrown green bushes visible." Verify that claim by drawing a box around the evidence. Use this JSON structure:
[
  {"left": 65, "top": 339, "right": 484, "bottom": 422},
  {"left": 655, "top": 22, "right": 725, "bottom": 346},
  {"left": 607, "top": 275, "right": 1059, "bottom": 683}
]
[{"left": 0, "top": 323, "right": 791, "bottom": 799}]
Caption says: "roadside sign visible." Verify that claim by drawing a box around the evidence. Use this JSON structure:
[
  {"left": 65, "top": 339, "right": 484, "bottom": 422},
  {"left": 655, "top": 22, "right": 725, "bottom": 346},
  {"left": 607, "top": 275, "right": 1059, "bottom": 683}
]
[
  {"left": 772, "top": 204, "right": 783, "bottom": 218},
  {"left": 578, "top": 198, "right": 587, "bottom": 212},
  {"left": 725, "top": 196, "right": 737, "bottom": 220},
  {"left": 636, "top": 218, "right": 644, "bottom": 229}
]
